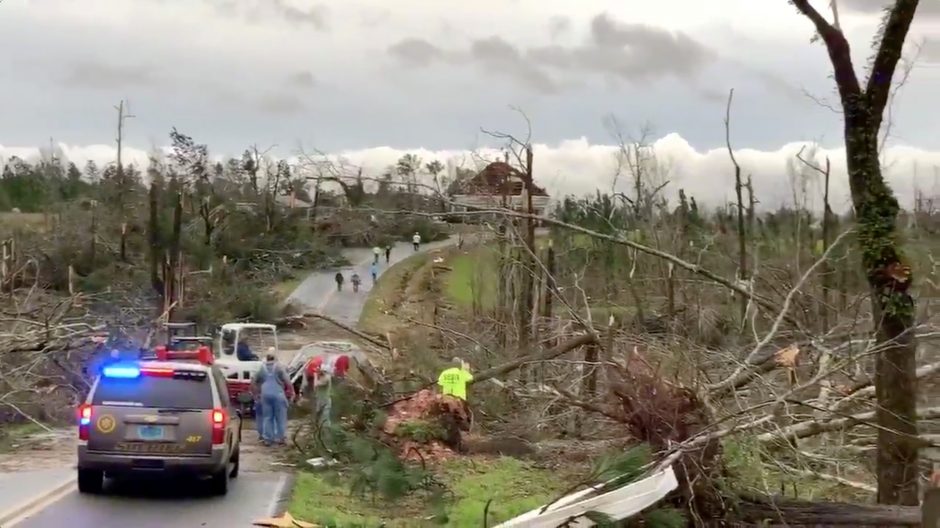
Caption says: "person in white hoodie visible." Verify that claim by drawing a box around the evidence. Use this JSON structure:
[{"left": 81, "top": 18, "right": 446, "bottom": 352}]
[{"left": 412, "top": 232, "right": 421, "bottom": 251}]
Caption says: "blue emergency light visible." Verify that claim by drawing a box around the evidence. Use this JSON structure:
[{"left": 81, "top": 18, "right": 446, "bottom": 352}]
[{"left": 102, "top": 364, "right": 141, "bottom": 379}]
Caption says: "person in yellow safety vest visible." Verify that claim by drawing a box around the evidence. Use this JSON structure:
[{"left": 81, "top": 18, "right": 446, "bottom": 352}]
[{"left": 437, "top": 357, "right": 473, "bottom": 401}]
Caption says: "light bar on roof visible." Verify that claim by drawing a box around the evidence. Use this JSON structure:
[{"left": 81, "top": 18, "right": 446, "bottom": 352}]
[{"left": 102, "top": 364, "right": 141, "bottom": 379}]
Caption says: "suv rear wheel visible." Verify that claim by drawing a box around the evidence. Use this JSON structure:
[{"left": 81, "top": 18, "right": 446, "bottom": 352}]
[
  {"left": 77, "top": 469, "right": 103, "bottom": 494},
  {"left": 208, "top": 465, "right": 229, "bottom": 495},
  {"left": 229, "top": 446, "right": 240, "bottom": 478}
]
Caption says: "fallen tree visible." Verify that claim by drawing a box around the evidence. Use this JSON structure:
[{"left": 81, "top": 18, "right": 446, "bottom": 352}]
[{"left": 736, "top": 494, "right": 921, "bottom": 526}]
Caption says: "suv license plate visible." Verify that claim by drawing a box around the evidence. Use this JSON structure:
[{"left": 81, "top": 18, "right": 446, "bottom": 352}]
[{"left": 138, "top": 425, "right": 165, "bottom": 440}]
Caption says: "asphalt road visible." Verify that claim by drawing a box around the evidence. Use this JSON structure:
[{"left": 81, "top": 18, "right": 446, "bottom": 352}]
[
  {"left": 285, "top": 238, "right": 457, "bottom": 326},
  {"left": 14, "top": 472, "right": 289, "bottom": 527}
]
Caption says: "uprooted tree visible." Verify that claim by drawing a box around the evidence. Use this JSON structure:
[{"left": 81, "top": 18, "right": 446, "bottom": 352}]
[{"left": 791, "top": 0, "right": 922, "bottom": 505}]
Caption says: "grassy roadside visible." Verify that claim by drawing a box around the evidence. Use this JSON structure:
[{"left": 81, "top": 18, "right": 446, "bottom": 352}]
[
  {"left": 358, "top": 252, "right": 432, "bottom": 336},
  {"left": 443, "top": 236, "right": 554, "bottom": 312},
  {"left": 0, "top": 423, "right": 45, "bottom": 453},
  {"left": 443, "top": 245, "right": 498, "bottom": 310},
  {"left": 288, "top": 457, "right": 570, "bottom": 527},
  {"left": 0, "top": 212, "right": 49, "bottom": 236},
  {"left": 272, "top": 273, "right": 305, "bottom": 303}
]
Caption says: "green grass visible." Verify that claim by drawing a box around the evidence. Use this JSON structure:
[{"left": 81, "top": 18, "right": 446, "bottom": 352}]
[
  {"left": 722, "top": 436, "right": 873, "bottom": 503},
  {"left": 359, "top": 252, "right": 431, "bottom": 335},
  {"left": 272, "top": 272, "right": 305, "bottom": 303},
  {"left": 445, "top": 246, "right": 498, "bottom": 310},
  {"left": 0, "top": 422, "right": 45, "bottom": 453},
  {"left": 288, "top": 457, "right": 570, "bottom": 527},
  {"left": 0, "top": 212, "right": 48, "bottom": 236}
]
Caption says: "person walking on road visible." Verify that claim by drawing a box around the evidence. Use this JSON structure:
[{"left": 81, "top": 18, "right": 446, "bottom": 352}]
[
  {"left": 350, "top": 272, "right": 361, "bottom": 293},
  {"left": 252, "top": 349, "right": 294, "bottom": 446},
  {"left": 373, "top": 245, "right": 382, "bottom": 264},
  {"left": 334, "top": 271, "right": 344, "bottom": 292},
  {"left": 384, "top": 245, "right": 392, "bottom": 264},
  {"left": 370, "top": 262, "right": 378, "bottom": 283},
  {"left": 412, "top": 232, "right": 421, "bottom": 251}
]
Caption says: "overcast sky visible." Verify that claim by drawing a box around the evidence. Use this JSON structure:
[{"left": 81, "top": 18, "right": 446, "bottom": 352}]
[{"left": 1, "top": 0, "right": 940, "bottom": 210}]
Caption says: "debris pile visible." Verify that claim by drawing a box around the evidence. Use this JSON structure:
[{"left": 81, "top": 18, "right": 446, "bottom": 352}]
[
  {"left": 610, "top": 348, "right": 726, "bottom": 520},
  {"left": 382, "top": 389, "right": 470, "bottom": 462}
]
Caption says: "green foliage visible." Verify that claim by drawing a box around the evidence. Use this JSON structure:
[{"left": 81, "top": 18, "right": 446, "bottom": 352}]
[
  {"left": 389, "top": 216, "right": 448, "bottom": 243},
  {"left": 721, "top": 436, "right": 872, "bottom": 503},
  {"left": 723, "top": 437, "right": 762, "bottom": 479},
  {"left": 394, "top": 420, "right": 447, "bottom": 444},
  {"left": 292, "top": 380, "right": 570, "bottom": 527},
  {"left": 307, "top": 399, "right": 431, "bottom": 503},
  {"left": 290, "top": 457, "right": 567, "bottom": 527},
  {"left": 642, "top": 507, "right": 687, "bottom": 527},
  {"left": 594, "top": 444, "right": 652, "bottom": 493},
  {"left": 579, "top": 511, "right": 616, "bottom": 526},
  {"left": 0, "top": 157, "right": 96, "bottom": 212},
  {"left": 179, "top": 273, "right": 282, "bottom": 325}
]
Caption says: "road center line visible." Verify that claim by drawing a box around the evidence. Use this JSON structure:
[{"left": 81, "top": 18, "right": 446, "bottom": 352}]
[{"left": 3, "top": 481, "right": 76, "bottom": 527}]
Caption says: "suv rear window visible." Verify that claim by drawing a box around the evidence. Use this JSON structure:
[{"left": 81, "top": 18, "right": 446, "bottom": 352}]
[{"left": 92, "top": 375, "right": 213, "bottom": 409}]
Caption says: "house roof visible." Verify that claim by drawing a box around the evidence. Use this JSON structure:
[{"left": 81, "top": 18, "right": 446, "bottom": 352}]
[{"left": 455, "top": 161, "right": 549, "bottom": 197}]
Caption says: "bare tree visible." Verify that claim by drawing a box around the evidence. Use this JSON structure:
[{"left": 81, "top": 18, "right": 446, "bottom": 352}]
[
  {"left": 114, "top": 100, "right": 135, "bottom": 260},
  {"left": 790, "top": 0, "right": 921, "bottom": 505},
  {"left": 725, "top": 89, "right": 748, "bottom": 323},
  {"left": 796, "top": 145, "right": 834, "bottom": 331}
]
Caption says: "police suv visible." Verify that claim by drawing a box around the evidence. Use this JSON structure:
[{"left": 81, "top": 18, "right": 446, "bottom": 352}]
[{"left": 76, "top": 346, "right": 242, "bottom": 495}]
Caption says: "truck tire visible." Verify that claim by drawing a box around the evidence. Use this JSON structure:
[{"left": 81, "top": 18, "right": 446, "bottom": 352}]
[
  {"left": 77, "top": 468, "right": 103, "bottom": 494},
  {"left": 209, "top": 465, "right": 229, "bottom": 496},
  {"left": 229, "top": 446, "right": 240, "bottom": 479}
]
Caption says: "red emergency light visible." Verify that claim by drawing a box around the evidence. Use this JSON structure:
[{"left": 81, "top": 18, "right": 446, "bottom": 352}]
[{"left": 154, "top": 345, "right": 214, "bottom": 365}]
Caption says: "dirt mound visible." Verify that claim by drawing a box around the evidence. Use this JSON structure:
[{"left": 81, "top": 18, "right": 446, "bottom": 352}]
[{"left": 382, "top": 389, "right": 470, "bottom": 462}]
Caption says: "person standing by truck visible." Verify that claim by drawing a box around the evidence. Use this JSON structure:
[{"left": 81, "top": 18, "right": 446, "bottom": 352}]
[
  {"left": 302, "top": 354, "right": 350, "bottom": 427},
  {"left": 252, "top": 350, "right": 294, "bottom": 446}
]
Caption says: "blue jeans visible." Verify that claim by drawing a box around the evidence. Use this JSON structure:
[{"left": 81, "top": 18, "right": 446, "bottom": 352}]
[
  {"left": 255, "top": 399, "right": 264, "bottom": 438},
  {"left": 261, "top": 392, "right": 288, "bottom": 443}
]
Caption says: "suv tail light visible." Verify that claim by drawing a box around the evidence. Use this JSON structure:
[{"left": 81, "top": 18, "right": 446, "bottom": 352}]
[
  {"left": 211, "top": 408, "right": 227, "bottom": 445},
  {"left": 78, "top": 404, "right": 92, "bottom": 441}
]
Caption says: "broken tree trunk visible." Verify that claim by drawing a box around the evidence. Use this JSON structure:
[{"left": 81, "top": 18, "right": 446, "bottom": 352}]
[
  {"left": 148, "top": 182, "right": 163, "bottom": 299},
  {"left": 471, "top": 333, "right": 597, "bottom": 385},
  {"left": 735, "top": 495, "right": 920, "bottom": 526}
]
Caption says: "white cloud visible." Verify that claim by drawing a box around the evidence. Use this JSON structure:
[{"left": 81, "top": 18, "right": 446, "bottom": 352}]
[
  {"left": 4, "top": 134, "right": 940, "bottom": 215},
  {"left": 3, "top": 0, "right": 938, "bottom": 152}
]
